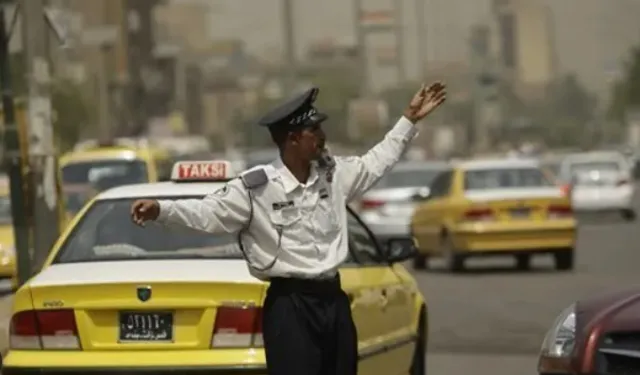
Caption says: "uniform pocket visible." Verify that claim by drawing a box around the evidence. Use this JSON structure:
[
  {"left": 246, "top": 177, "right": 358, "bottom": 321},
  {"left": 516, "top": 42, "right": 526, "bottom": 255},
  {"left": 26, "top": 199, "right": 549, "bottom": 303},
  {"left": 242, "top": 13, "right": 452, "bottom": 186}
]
[
  {"left": 268, "top": 207, "right": 304, "bottom": 247},
  {"left": 314, "top": 199, "right": 340, "bottom": 236}
]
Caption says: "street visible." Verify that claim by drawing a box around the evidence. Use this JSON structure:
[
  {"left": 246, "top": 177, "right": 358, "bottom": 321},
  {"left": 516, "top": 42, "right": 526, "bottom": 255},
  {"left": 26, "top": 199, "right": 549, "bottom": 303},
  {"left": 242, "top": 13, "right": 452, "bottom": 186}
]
[
  {"left": 414, "top": 210, "right": 640, "bottom": 375},
  {"left": 0, "top": 212, "right": 636, "bottom": 375}
]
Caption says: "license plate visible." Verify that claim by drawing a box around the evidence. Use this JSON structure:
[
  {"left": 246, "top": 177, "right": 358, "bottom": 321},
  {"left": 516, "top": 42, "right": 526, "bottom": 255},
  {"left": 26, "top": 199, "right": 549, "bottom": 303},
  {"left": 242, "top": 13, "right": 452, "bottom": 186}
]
[
  {"left": 119, "top": 311, "right": 173, "bottom": 342},
  {"left": 510, "top": 208, "right": 531, "bottom": 218}
]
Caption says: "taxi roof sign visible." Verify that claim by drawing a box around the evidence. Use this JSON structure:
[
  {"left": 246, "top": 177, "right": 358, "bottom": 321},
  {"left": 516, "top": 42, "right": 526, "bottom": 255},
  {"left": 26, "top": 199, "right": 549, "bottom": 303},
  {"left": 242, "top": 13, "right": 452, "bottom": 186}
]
[{"left": 171, "top": 160, "right": 236, "bottom": 182}]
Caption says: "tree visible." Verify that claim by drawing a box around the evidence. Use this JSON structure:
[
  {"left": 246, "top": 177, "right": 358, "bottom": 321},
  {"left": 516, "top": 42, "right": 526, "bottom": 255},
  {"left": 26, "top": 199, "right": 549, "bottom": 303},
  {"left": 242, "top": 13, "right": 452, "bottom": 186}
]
[
  {"left": 51, "top": 79, "right": 95, "bottom": 152},
  {"left": 520, "top": 74, "right": 597, "bottom": 148},
  {"left": 609, "top": 46, "right": 640, "bottom": 123},
  {"left": 7, "top": 52, "right": 95, "bottom": 153}
]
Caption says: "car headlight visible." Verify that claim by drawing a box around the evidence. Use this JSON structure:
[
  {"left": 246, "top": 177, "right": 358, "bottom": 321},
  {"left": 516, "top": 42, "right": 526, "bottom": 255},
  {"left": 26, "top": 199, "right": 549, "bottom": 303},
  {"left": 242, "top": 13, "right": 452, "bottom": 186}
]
[{"left": 540, "top": 304, "right": 576, "bottom": 358}]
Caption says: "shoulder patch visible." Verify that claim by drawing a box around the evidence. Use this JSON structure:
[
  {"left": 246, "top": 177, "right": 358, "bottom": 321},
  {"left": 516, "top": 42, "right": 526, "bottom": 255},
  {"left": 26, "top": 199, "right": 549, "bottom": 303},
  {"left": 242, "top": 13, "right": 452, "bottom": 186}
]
[{"left": 240, "top": 168, "right": 269, "bottom": 189}]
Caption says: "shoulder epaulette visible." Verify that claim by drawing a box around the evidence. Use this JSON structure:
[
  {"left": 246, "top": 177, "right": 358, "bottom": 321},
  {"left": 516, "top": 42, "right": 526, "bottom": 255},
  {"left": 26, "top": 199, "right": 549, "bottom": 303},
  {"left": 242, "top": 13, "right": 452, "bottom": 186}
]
[{"left": 240, "top": 168, "right": 269, "bottom": 189}]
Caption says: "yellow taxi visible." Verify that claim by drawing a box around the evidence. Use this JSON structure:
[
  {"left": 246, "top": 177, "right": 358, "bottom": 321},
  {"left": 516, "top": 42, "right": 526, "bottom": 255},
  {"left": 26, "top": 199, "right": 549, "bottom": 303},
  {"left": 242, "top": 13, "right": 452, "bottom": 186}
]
[
  {"left": 3, "top": 160, "right": 428, "bottom": 375},
  {"left": 410, "top": 158, "right": 577, "bottom": 272},
  {"left": 0, "top": 176, "right": 16, "bottom": 279},
  {"left": 60, "top": 139, "right": 174, "bottom": 220}
]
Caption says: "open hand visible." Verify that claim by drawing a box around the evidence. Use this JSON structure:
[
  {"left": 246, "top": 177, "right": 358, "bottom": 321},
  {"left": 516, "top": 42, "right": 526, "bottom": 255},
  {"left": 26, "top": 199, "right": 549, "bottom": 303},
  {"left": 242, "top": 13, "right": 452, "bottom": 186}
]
[
  {"left": 403, "top": 82, "right": 447, "bottom": 123},
  {"left": 130, "top": 199, "right": 160, "bottom": 226}
]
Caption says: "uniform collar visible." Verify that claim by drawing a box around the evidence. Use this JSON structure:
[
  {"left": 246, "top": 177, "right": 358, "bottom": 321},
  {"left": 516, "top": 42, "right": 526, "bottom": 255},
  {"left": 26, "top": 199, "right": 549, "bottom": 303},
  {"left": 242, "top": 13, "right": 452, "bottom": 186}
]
[{"left": 273, "top": 157, "right": 319, "bottom": 194}]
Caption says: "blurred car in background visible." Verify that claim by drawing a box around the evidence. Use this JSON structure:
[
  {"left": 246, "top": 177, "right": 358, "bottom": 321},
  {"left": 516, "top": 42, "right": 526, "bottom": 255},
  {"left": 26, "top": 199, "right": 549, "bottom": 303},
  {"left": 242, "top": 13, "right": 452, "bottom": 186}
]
[
  {"left": 538, "top": 289, "right": 640, "bottom": 375},
  {"left": 558, "top": 151, "right": 635, "bottom": 220},
  {"left": 411, "top": 158, "right": 576, "bottom": 272},
  {"left": 358, "top": 161, "right": 449, "bottom": 243},
  {"left": 0, "top": 177, "right": 15, "bottom": 280}
]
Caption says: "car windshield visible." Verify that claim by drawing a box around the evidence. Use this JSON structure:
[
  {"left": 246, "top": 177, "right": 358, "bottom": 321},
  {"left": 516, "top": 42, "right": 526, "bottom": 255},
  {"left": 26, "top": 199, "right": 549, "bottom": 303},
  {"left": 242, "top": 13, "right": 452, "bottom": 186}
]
[
  {"left": 62, "top": 160, "right": 149, "bottom": 187},
  {"left": 464, "top": 167, "right": 553, "bottom": 190},
  {"left": 374, "top": 168, "right": 442, "bottom": 188},
  {"left": 568, "top": 161, "right": 621, "bottom": 175},
  {"left": 53, "top": 197, "right": 240, "bottom": 264},
  {"left": 0, "top": 195, "right": 12, "bottom": 225}
]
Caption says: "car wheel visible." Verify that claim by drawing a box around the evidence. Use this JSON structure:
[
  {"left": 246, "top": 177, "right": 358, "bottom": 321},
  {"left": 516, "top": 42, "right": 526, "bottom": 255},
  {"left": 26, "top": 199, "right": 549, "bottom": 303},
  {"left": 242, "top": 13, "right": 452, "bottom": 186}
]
[
  {"left": 553, "top": 249, "right": 574, "bottom": 271},
  {"left": 441, "top": 235, "right": 464, "bottom": 273},
  {"left": 515, "top": 254, "right": 531, "bottom": 271},
  {"left": 412, "top": 254, "right": 428, "bottom": 270},
  {"left": 621, "top": 208, "right": 636, "bottom": 222},
  {"left": 410, "top": 307, "right": 427, "bottom": 375}
]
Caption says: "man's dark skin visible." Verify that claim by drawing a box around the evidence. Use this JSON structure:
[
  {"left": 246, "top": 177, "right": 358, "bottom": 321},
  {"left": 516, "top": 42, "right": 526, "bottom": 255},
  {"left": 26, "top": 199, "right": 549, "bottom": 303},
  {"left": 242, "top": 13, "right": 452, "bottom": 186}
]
[{"left": 131, "top": 82, "right": 446, "bottom": 225}]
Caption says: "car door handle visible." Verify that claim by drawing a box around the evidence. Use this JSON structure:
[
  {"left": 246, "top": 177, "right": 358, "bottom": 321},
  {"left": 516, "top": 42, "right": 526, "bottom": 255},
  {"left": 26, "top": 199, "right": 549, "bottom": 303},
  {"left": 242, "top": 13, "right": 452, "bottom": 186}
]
[{"left": 378, "top": 290, "right": 389, "bottom": 310}]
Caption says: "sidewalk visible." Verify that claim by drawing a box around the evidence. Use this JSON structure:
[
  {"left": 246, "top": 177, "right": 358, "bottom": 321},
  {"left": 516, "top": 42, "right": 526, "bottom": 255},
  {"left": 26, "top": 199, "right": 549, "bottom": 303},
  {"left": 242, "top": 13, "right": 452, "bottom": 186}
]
[{"left": 0, "top": 295, "right": 13, "bottom": 355}]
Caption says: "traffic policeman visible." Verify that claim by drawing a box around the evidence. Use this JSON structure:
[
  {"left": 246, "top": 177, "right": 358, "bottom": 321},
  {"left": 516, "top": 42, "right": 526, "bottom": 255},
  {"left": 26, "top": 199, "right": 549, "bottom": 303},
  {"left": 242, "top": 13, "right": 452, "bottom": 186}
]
[{"left": 130, "top": 82, "right": 446, "bottom": 375}]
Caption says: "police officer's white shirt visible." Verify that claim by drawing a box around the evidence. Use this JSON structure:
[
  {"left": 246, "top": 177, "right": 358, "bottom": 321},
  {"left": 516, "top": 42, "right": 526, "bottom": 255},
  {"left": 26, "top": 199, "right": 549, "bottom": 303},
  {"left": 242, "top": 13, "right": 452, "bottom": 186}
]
[{"left": 156, "top": 116, "right": 418, "bottom": 280}]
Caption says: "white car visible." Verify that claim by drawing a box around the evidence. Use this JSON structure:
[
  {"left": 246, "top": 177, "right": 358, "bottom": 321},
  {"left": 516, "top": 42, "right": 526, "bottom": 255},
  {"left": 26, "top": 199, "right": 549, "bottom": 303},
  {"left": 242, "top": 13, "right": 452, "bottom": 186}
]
[
  {"left": 357, "top": 161, "right": 449, "bottom": 243},
  {"left": 558, "top": 151, "right": 636, "bottom": 220}
]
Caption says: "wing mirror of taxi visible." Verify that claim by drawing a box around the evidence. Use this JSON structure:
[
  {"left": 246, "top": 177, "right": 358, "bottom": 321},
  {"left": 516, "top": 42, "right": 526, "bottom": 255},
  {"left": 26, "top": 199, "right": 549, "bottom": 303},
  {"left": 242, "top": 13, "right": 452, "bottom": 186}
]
[
  {"left": 384, "top": 238, "right": 418, "bottom": 263},
  {"left": 411, "top": 187, "right": 431, "bottom": 201}
]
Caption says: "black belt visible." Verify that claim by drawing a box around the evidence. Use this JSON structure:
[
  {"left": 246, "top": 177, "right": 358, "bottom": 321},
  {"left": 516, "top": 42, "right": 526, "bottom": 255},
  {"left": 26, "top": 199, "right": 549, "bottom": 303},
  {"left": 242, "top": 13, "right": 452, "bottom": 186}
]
[{"left": 269, "top": 274, "right": 341, "bottom": 295}]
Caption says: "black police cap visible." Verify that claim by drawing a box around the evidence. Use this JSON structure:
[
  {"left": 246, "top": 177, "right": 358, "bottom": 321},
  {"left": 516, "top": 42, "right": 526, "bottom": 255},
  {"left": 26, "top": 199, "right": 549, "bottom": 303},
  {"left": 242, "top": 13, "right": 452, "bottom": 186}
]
[{"left": 258, "top": 87, "right": 328, "bottom": 130}]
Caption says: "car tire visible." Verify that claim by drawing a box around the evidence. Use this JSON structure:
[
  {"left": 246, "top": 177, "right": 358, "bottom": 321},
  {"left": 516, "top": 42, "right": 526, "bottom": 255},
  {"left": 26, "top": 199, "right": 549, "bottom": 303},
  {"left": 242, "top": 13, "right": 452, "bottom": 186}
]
[
  {"left": 553, "top": 249, "right": 574, "bottom": 271},
  {"left": 412, "top": 254, "right": 428, "bottom": 270},
  {"left": 621, "top": 208, "right": 636, "bottom": 222},
  {"left": 410, "top": 307, "right": 427, "bottom": 375},
  {"left": 515, "top": 254, "right": 531, "bottom": 271},
  {"left": 442, "top": 235, "right": 464, "bottom": 273}
]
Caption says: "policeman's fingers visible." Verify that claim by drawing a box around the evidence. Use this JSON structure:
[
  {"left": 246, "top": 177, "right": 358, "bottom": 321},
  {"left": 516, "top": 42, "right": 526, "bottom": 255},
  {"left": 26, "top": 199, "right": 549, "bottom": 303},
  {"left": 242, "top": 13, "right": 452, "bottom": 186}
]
[
  {"left": 417, "top": 91, "right": 447, "bottom": 118},
  {"left": 409, "top": 83, "right": 427, "bottom": 109}
]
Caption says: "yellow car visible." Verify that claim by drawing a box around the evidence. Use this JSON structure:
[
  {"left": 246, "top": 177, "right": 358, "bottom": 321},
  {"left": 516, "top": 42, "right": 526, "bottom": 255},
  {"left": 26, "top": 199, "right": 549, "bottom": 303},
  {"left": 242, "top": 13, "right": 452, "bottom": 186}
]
[
  {"left": 411, "top": 158, "right": 577, "bottom": 272},
  {"left": 0, "top": 178, "right": 16, "bottom": 279},
  {"left": 60, "top": 139, "right": 174, "bottom": 219},
  {"left": 4, "top": 160, "right": 428, "bottom": 375}
]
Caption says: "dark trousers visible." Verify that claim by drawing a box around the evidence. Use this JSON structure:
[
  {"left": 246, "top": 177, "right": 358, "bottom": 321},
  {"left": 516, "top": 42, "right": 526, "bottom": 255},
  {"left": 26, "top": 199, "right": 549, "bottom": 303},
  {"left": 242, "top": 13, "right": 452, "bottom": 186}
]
[{"left": 262, "top": 275, "right": 358, "bottom": 375}]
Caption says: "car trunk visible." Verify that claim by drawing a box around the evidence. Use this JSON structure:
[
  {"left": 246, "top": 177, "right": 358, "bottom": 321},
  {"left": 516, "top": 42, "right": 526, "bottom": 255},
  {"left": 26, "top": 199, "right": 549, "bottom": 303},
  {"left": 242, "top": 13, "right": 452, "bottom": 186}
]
[
  {"left": 463, "top": 187, "right": 571, "bottom": 222},
  {"left": 360, "top": 187, "right": 428, "bottom": 217},
  {"left": 572, "top": 170, "right": 629, "bottom": 197},
  {"left": 21, "top": 260, "right": 266, "bottom": 351}
]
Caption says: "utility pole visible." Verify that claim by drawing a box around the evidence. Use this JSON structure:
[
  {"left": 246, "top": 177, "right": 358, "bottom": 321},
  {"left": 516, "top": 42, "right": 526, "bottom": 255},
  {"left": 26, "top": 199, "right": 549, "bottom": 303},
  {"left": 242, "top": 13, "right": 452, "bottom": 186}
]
[
  {"left": 0, "top": 3, "right": 32, "bottom": 286},
  {"left": 415, "top": 0, "right": 427, "bottom": 80},
  {"left": 394, "top": 0, "right": 406, "bottom": 83},
  {"left": 353, "top": 0, "right": 369, "bottom": 95},
  {"left": 97, "top": 44, "right": 111, "bottom": 140},
  {"left": 21, "top": 0, "right": 60, "bottom": 272},
  {"left": 281, "top": 0, "right": 296, "bottom": 95}
]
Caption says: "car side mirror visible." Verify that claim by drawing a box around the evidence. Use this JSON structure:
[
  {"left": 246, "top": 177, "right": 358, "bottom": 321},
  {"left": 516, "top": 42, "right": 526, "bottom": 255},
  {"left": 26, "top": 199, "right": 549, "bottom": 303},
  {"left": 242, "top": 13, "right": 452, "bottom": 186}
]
[
  {"left": 411, "top": 187, "right": 431, "bottom": 202},
  {"left": 384, "top": 238, "right": 418, "bottom": 263}
]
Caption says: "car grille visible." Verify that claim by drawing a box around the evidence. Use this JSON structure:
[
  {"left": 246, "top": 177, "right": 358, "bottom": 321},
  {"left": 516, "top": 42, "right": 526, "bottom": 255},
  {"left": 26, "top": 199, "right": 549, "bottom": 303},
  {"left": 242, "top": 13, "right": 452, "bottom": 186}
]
[{"left": 595, "top": 331, "right": 640, "bottom": 375}]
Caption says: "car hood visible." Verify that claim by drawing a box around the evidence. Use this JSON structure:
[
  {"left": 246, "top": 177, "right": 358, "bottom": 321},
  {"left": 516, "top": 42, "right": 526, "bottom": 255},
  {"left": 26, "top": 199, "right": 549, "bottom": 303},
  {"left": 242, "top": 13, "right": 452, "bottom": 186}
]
[{"left": 577, "top": 289, "right": 640, "bottom": 334}]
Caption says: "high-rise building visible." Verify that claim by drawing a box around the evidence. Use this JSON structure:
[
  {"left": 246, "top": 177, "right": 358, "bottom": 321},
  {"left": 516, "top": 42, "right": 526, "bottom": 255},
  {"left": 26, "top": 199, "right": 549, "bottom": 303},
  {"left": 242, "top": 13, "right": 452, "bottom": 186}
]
[{"left": 491, "top": 0, "right": 556, "bottom": 99}]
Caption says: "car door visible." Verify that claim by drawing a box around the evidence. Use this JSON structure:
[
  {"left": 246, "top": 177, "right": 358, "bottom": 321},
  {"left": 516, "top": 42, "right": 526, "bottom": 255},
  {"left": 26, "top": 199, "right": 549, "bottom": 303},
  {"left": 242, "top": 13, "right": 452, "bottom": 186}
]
[
  {"left": 413, "top": 169, "right": 453, "bottom": 251},
  {"left": 339, "top": 209, "right": 415, "bottom": 375}
]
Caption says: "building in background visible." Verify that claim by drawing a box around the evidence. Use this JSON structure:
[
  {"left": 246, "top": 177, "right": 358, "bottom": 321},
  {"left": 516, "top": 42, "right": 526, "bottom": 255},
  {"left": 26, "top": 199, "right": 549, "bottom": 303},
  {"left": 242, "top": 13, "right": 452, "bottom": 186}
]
[{"left": 491, "top": 0, "right": 557, "bottom": 100}]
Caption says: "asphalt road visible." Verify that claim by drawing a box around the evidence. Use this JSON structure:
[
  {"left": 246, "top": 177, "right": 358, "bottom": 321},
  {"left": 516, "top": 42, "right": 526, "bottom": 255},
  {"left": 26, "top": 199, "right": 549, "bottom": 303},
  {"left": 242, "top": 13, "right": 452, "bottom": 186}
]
[{"left": 413, "top": 209, "right": 640, "bottom": 375}]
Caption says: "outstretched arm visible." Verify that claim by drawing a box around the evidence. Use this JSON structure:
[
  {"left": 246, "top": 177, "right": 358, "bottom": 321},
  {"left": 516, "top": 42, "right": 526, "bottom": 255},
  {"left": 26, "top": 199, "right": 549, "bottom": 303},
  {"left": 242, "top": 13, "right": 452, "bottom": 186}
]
[{"left": 155, "top": 178, "right": 251, "bottom": 234}]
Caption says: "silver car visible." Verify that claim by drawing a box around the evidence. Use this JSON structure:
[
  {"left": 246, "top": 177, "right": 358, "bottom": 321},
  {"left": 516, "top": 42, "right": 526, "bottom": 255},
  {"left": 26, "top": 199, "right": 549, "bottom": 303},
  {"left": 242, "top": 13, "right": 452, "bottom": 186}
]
[{"left": 358, "top": 161, "right": 449, "bottom": 243}]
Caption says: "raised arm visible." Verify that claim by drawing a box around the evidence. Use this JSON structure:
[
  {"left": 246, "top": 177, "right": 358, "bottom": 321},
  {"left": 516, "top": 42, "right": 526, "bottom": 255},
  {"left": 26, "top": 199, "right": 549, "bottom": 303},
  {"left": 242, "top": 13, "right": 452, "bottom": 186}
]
[
  {"left": 338, "top": 82, "right": 447, "bottom": 202},
  {"left": 338, "top": 117, "right": 418, "bottom": 202}
]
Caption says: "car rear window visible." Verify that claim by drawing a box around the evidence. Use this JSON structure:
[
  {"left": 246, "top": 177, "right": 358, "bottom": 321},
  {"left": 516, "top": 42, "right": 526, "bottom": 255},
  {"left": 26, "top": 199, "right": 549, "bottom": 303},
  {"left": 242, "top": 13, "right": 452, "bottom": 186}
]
[
  {"left": 568, "top": 161, "right": 621, "bottom": 175},
  {"left": 464, "top": 167, "right": 553, "bottom": 190},
  {"left": 52, "top": 196, "right": 241, "bottom": 264},
  {"left": 374, "top": 169, "right": 442, "bottom": 188}
]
